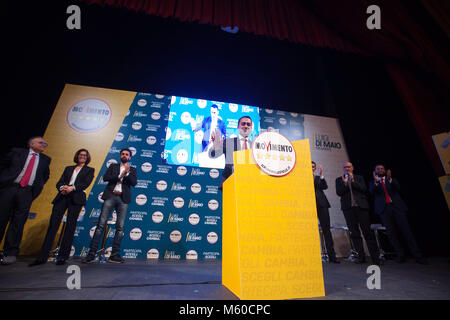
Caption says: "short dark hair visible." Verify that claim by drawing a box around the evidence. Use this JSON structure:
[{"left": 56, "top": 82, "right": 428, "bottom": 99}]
[
  {"left": 238, "top": 116, "right": 252, "bottom": 126},
  {"left": 374, "top": 163, "right": 385, "bottom": 170},
  {"left": 74, "top": 149, "right": 91, "bottom": 165},
  {"left": 120, "top": 148, "right": 132, "bottom": 157},
  {"left": 311, "top": 161, "right": 316, "bottom": 166},
  {"left": 211, "top": 104, "right": 219, "bottom": 109},
  {"left": 27, "top": 136, "right": 43, "bottom": 147}
]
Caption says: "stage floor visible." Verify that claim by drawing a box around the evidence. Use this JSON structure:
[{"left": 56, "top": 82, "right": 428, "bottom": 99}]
[{"left": 0, "top": 257, "right": 449, "bottom": 300}]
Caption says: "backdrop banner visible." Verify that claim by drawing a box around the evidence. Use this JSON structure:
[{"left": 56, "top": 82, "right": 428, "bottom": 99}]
[{"left": 18, "top": 84, "right": 351, "bottom": 260}]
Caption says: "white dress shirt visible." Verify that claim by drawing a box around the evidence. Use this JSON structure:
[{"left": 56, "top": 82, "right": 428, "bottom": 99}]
[
  {"left": 113, "top": 164, "right": 129, "bottom": 193},
  {"left": 238, "top": 134, "right": 250, "bottom": 150},
  {"left": 14, "top": 148, "right": 40, "bottom": 186}
]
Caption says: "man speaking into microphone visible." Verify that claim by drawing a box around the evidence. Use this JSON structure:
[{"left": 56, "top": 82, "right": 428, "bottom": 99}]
[{"left": 336, "top": 162, "right": 381, "bottom": 265}]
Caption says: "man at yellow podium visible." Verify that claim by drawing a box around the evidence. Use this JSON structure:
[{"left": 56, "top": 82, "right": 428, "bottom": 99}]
[{"left": 208, "top": 116, "right": 254, "bottom": 190}]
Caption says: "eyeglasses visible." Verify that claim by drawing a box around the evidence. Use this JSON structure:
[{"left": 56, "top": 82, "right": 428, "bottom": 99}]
[{"left": 239, "top": 122, "right": 252, "bottom": 127}]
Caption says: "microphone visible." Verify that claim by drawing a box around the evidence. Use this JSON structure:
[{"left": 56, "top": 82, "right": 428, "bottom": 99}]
[{"left": 344, "top": 173, "right": 349, "bottom": 179}]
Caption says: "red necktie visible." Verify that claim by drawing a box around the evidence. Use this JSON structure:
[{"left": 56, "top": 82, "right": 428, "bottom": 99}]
[
  {"left": 243, "top": 138, "right": 248, "bottom": 150},
  {"left": 380, "top": 178, "right": 392, "bottom": 203},
  {"left": 20, "top": 153, "right": 37, "bottom": 187}
]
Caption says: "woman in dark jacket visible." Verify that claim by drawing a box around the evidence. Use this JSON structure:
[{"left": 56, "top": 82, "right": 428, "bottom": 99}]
[{"left": 29, "top": 149, "right": 94, "bottom": 266}]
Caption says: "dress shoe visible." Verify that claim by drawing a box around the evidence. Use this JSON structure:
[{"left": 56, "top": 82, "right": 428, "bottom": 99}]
[
  {"left": 108, "top": 255, "right": 125, "bottom": 263},
  {"left": 81, "top": 255, "right": 96, "bottom": 264},
  {"left": 415, "top": 257, "right": 429, "bottom": 265},
  {"left": 56, "top": 259, "right": 67, "bottom": 265},
  {"left": 373, "top": 259, "right": 383, "bottom": 266},
  {"left": 329, "top": 257, "right": 340, "bottom": 264},
  {"left": 28, "top": 259, "right": 46, "bottom": 267},
  {"left": 1, "top": 255, "right": 16, "bottom": 265}
]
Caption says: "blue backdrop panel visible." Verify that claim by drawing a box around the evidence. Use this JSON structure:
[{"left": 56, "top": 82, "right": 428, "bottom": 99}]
[{"left": 73, "top": 93, "right": 304, "bottom": 260}]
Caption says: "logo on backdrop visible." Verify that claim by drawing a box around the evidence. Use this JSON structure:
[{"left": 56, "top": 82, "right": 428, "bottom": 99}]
[
  {"left": 67, "top": 98, "right": 111, "bottom": 133},
  {"left": 313, "top": 133, "right": 342, "bottom": 151},
  {"left": 252, "top": 131, "right": 296, "bottom": 177}
]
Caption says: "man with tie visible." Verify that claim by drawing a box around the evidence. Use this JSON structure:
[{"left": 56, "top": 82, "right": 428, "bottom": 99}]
[
  {"left": 191, "top": 104, "right": 227, "bottom": 152},
  {"left": 82, "top": 148, "right": 137, "bottom": 264},
  {"left": 312, "top": 161, "right": 339, "bottom": 263},
  {"left": 335, "top": 162, "right": 381, "bottom": 265},
  {"left": 209, "top": 115, "right": 254, "bottom": 190},
  {"left": 369, "top": 164, "right": 427, "bottom": 264},
  {"left": 0, "top": 136, "right": 51, "bottom": 265}
]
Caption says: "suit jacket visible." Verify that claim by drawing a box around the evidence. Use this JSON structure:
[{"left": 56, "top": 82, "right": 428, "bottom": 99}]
[
  {"left": 101, "top": 163, "right": 137, "bottom": 204},
  {"left": 197, "top": 116, "right": 227, "bottom": 152},
  {"left": 369, "top": 177, "right": 407, "bottom": 215},
  {"left": 0, "top": 147, "right": 51, "bottom": 199},
  {"left": 209, "top": 137, "right": 243, "bottom": 189},
  {"left": 335, "top": 174, "right": 369, "bottom": 210},
  {"left": 314, "top": 175, "right": 331, "bottom": 208},
  {"left": 52, "top": 165, "right": 95, "bottom": 205}
]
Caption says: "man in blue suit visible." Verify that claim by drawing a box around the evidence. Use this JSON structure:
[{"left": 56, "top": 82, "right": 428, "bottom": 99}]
[
  {"left": 191, "top": 104, "right": 227, "bottom": 152},
  {"left": 369, "top": 164, "right": 427, "bottom": 264}
]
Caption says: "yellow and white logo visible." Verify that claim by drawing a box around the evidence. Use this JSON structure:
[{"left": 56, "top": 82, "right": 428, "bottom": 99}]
[
  {"left": 252, "top": 131, "right": 296, "bottom": 177},
  {"left": 67, "top": 98, "right": 111, "bottom": 133}
]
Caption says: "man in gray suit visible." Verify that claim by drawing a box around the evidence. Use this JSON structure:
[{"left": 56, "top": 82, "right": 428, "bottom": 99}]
[{"left": 336, "top": 162, "right": 381, "bottom": 265}]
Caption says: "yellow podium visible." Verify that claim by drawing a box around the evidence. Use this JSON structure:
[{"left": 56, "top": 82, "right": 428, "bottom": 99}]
[{"left": 222, "top": 139, "right": 325, "bottom": 299}]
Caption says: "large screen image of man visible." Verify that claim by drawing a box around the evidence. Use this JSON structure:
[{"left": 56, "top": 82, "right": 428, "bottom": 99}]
[{"left": 165, "top": 96, "right": 260, "bottom": 169}]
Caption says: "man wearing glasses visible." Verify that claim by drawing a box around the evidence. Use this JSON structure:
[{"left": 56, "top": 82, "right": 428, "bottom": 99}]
[
  {"left": 82, "top": 148, "right": 137, "bottom": 264},
  {"left": 0, "top": 136, "right": 51, "bottom": 265},
  {"left": 209, "top": 116, "right": 254, "bottom": 190},
  {"left": 336, "top": 162, "right": 381, "bottom": 266}
]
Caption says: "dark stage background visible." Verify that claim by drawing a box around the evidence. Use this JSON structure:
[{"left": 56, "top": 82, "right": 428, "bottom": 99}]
[{"left": 3, "top": 1, "right": 449, "bottom": 257}]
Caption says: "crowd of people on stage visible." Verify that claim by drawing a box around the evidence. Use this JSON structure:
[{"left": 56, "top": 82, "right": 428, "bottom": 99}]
[{"left": 0, "top": 131, "right": 428, "bottom": 266}]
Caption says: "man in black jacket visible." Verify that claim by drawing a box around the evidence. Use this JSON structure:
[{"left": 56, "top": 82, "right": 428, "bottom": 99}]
[
  {"left": 336, "top": 162, "right": 381, "bottom": 265},
  {"left": 312, "top": 161, "right": 339, "bottom": 263},
  {"left": 0, "top": 136, "right": 51, "bottom": 265},
  {"left": 82, "top": 148, "right": 137, "bottom": 264},
  {"left": 369, "top": 164, "right": 427, "bottom": 264},
  {"left": 209, "top": 115, "right": 254, "bottom": 190}
]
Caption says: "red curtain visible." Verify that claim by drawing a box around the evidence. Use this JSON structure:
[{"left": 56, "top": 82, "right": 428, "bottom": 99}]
[{"left": 80, "top": 0, "right": 450, "bottom": 176}]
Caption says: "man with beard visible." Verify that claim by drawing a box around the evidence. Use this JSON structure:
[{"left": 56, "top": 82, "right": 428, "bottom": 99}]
[
  {"left": 369, "top": 164, "right": 427, "bottom": 264},
  {"left": 82, "top": 148, "right": 137, "bottom": 264}
]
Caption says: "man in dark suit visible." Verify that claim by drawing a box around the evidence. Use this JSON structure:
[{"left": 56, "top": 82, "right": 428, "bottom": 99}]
[
  {"left": 0, "top": 136, "right": 51, "bottom": 265},
  {"left": 336, "top": 162, "right": 381, "bottom": 265},
  {"left": 82, "top": 148, "right": 137, "bottom": 264},
  {"left": 369, "top": 164, "right": 427, "bottom": 264},
  {"left": 209, "top": 115, "right": 253, "bottom": 190},
  {"left": 312, "top": 161, "right": 339, "bottom": 263},
  {"left": 191, "top": 104, "right": 227, "bottom": 152}
]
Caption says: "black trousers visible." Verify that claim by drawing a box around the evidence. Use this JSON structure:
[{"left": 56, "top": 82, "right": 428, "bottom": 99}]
[
  {"left": 0, "top": 184, "right": 33, "bottom": 256},
  {"left": 378, "top": 203, "right": 422, "bottom": 259},
  {"left": 317, "top": 206, "right": 336, "bottom": 259},
  {"left": 37, "top": 194, "right": 82, "bottom": 261},
  {"left": 342, "top": 206, "right": 380, "bottom": 263}
]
